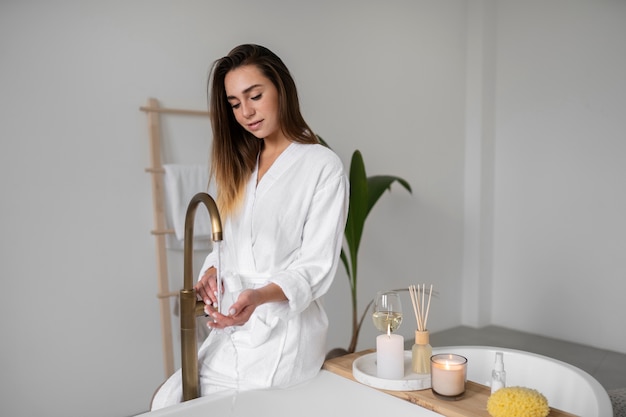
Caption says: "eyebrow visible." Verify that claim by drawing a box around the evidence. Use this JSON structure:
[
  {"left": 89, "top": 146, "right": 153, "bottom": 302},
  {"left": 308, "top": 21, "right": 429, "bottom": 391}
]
[{"left": 226, "top": 84, "right": 263, "bottom": 101}]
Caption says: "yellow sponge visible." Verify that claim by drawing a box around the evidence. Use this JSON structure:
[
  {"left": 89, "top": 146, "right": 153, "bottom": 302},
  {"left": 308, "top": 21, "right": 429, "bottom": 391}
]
[{"left": 487, "top": 386, "right": 550, "bottom": 417}]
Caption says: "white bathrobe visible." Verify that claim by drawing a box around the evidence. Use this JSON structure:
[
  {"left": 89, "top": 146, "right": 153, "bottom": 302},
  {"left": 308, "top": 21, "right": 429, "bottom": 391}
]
[{"left": 151, "top": 142, "right": 349, "bottom": 410}]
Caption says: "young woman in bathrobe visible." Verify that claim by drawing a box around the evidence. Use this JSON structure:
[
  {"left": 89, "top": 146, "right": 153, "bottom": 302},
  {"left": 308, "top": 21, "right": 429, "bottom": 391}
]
[{"left": 151, "top": 44, "right": 349, "bottom": 410}]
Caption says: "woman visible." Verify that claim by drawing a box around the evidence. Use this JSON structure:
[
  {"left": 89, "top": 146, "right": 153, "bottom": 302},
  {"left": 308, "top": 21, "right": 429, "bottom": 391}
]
[{"left": 151, "top": 44, "right": 348, "bottom": 409}]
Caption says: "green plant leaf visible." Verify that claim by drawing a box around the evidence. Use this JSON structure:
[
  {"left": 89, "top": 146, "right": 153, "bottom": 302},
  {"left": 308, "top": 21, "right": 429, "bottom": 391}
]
[
  {"left": 366, "top": 175, "right": 412, "bottom": 218},
  {"left": 344, "top": 150, "right": 368, "bottom": 290}
]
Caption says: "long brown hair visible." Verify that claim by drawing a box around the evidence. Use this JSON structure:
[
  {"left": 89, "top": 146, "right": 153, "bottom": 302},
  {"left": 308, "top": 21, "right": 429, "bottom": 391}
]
[{"left": 207, "top": 44, "right": 318, "bottom": 217}]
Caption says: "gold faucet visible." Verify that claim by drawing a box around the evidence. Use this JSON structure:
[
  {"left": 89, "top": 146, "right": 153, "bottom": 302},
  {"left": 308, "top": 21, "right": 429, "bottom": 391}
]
[{"left": 181, "top": 192, "right": 223, "bottom": 401}]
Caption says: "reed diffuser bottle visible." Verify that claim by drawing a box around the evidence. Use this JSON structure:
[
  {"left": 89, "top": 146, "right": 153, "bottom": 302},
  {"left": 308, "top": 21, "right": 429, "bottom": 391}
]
[
  {"left": 409, "top": 284, "right": 433, "bottom": 374},
  {"left": 412, "top": 329, "right": 432, "bottom": 374}
]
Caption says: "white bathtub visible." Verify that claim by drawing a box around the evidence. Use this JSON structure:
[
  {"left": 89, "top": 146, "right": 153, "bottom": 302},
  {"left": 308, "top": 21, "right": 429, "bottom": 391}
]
[
  {"left": 136, "top": 345, "right": 613, "bottom": 417},
  {"left": 135, "top": 370, "right": 441, "bottom": 417},
  {"left": 432, "top": 346, "right": 613, "bottom": 417}
]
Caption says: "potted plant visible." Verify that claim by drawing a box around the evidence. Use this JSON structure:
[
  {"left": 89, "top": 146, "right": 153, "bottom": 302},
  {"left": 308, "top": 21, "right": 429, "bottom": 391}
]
[{"left": 320, "top": 137, "right": 412, "bottom": 358}]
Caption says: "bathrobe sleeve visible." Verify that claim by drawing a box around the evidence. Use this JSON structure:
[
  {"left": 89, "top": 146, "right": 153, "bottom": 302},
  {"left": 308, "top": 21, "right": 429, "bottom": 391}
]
[{"left": 268, "top": 147, "right": 349, "bottom": 316}]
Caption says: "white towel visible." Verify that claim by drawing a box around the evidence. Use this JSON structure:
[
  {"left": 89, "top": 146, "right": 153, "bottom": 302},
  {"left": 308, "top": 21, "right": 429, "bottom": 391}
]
[{"left": 163, "top": 164, "right": 215, "bottom": 250}]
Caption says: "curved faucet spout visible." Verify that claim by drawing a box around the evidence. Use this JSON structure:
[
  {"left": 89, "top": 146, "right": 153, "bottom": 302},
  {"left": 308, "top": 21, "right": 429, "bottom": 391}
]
[
  {"left": 183, "top": 193, "right": 222, "bottom": 291},
  {"left": 181, "top": 192, "right": 223, "bottom": 401}
]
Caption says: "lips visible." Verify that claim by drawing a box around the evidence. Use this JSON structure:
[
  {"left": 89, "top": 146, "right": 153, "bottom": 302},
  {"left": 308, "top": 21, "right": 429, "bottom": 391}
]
[{"left": 247, "top": 120, "right": 263, "bottom": 131}]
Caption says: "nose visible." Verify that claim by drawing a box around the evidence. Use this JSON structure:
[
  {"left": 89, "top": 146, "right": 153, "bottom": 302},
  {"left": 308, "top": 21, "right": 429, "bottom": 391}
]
[{"left": 241, "top": 101, "right": 255, "bottom": 118}]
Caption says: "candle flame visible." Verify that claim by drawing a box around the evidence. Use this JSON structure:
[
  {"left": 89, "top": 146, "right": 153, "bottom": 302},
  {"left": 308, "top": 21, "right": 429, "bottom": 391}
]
[
  {"left": 387, "top": 322, "right": 391, "bottom": 337},
  {"left": 444, "top": 360, "right": 450, "bottom": 370}
]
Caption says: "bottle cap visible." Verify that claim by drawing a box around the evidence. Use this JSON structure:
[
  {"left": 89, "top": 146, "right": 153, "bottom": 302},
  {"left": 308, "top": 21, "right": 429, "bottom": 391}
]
[{"left": 415, "top": 330, "right": 429, "bottom": 345}]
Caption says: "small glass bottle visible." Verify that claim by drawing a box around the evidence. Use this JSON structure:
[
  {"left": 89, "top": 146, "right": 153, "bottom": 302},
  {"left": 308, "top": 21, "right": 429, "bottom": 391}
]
[
  {"left": 491, "top": 352, "right": 506, "bottom": 394},
  {"left": 411, "top": 330, "right": 432, "bottom": 374}
]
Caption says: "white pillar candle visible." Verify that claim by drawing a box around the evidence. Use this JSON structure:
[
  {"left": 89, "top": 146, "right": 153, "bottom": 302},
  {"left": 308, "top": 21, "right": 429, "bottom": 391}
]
[
  {"left": 376, "top": 333, "right": 404, "bottom": 379},
  {"left": 430, "top": 354, "right": 467, "bottom": 397}
]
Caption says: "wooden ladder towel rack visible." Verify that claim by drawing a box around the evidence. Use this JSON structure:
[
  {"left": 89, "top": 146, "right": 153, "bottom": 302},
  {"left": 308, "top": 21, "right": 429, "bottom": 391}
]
[{"left": 140, "top": 98, "right": 210, "bottom": 377}]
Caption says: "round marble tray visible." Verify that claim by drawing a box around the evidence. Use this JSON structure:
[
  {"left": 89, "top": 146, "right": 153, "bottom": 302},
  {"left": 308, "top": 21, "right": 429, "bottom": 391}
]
[{"left": 352, "top": 351, "right": 431, "bottom": 391}]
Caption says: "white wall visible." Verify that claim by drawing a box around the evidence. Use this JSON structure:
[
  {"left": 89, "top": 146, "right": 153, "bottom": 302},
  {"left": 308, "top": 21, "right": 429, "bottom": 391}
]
[
  {"left": 490, "top": 1, "right": 626, "bottom": 353},
  {"left": 1, "top": 1, "right": 624, "bottom": 417}
]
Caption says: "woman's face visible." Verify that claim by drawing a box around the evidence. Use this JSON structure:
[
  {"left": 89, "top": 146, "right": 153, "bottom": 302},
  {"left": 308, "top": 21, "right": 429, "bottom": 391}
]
[{"left": 224, "top": 65, "right": 282, "bottom": 141}]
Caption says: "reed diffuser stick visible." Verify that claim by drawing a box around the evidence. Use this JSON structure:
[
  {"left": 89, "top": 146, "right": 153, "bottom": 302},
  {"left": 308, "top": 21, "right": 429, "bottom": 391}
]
[
  {"left": 424, "top": 284, "right": 433, "bottom": 329},
  {"left": 409, "top": 285, "right": 417, "bottom": 329},
  {"left": 408, "top": 284, "right": 433, "bottom": 332}
]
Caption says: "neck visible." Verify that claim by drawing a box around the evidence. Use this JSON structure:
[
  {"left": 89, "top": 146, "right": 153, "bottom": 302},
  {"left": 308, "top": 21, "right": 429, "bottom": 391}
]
[{"left": 261, "top": 134, "right": 291, "bottom": 155}]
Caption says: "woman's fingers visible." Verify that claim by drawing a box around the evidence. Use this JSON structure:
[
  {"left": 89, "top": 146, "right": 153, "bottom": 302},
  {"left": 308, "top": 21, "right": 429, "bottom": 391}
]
[
  {"left": 195, "top": 267, "right": 218, "bottom": 305},
  {"left": 206, "top": 291, "right": 256, "bottom": 329}
]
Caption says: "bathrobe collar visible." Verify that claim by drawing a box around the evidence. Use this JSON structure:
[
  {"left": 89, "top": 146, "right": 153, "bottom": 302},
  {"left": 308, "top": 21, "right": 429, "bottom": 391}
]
[
  {"left": 237, "top": 141, "right": 306, "bottom": 270},
  {"left": 254, "top": 141, "right": 304, "bottom": 196}
]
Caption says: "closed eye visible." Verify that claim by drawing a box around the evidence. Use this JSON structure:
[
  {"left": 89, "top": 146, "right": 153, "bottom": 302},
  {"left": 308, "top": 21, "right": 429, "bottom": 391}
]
[{"left": 251, "top": 94, "right": 262, "bottom": 101}]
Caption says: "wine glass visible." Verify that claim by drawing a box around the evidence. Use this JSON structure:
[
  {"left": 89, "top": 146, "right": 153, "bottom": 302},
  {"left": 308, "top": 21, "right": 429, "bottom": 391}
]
[{"left": 372, "top": 290, "right": 403, "bottom": 334}]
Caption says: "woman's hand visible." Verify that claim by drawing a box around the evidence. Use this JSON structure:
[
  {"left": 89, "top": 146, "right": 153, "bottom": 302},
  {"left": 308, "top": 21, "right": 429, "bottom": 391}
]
[
  {"left": 207, "top": 288, "right": 260, "bottom": 329},
  {"left": 194, "top": 266, "right": 219, "bottom": 308},
  {"left": 206, "top": 283, "right": 287, "bottom": 329}
]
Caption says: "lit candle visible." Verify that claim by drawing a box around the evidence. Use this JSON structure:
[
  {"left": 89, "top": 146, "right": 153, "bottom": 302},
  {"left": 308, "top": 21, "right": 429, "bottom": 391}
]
[
  {"left": 376, "top": 328, "right": 404, "bottom": 379},
  {"left": 430, "top": 354, "right": 467, "bottom": 398}
]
